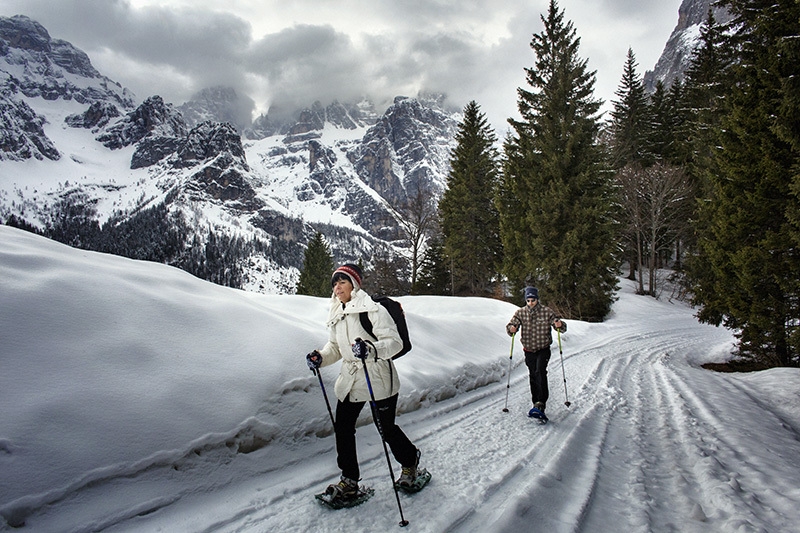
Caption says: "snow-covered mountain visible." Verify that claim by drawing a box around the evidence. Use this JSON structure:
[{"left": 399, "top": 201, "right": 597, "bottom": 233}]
[
  {"left": 0, "top": 15, "right": 461, "bottom": 293},
  {"left": 643, "top": 0, "right": 733, "bottom": 92},
  {"left": 178, "top": 86, "right": 255, "bottom": 134}
]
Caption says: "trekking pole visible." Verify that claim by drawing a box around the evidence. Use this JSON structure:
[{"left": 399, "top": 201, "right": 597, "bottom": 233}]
[
  {"left": 311, "top": 366, "right": 335, "bottom": 427},
  {"left": 502, "top": 333, "right": 516, "bottom": 413},
  {"left": 558, "top": 330, "right": 571, "bottom": 407},
  {"left": 362, "top": 359, "right": 409, "bottom": 527}
]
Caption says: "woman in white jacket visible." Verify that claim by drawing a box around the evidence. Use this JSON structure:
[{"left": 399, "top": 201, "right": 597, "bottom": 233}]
[{"left": 306, "top": 264, "right": 421, "bottom": 502}]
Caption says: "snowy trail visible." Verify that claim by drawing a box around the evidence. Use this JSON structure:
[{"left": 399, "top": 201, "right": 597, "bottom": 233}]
[
  {"left": 15, "top": 307, "right": 800, "bottom": 533},
  {"left": 6, "top": 230, "right": 800, "bottom": 533}
]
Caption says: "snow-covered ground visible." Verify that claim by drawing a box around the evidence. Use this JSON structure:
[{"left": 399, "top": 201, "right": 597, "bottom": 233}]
[{"left": 2, "top": 225, "right": 799, "bottom": 533}]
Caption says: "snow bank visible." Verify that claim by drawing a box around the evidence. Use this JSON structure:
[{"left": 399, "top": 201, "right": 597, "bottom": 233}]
[{"left": 0, "top": 226, "right": 516, "bottom": 516}]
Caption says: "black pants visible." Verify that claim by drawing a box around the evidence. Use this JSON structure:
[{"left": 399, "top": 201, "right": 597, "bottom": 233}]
[
  {"left": 334, "top": 393, "right": 418, "bottom": 481},
  {"left": 524, "top": 347, "right": 551, "bottom": 407}
]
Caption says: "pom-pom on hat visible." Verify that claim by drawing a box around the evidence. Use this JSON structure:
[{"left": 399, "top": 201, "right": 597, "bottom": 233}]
[
  {"left": 331, "top": 263, "right": 363, "bottom": 290},
  {"left": 524, "top": 286, "right": 539, "bottom": 300}
]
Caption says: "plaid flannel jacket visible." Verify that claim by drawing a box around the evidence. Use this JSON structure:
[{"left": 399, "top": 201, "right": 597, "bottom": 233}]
[{"left": 506, "top": 303, "right": 566, "bottom": 352}]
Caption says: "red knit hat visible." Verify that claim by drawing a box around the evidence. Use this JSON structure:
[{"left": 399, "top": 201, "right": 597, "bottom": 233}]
[{"left": 331, "top": 263, "right": 363, "bottom": 289}]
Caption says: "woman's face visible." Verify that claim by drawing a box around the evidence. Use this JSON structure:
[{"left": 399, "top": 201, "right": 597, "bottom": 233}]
[{"left": 333, "top": 277, "right": 354, "bottom": 303}]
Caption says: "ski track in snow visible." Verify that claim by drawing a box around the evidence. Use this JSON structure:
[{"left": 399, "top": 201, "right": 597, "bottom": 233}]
[{"left": 9, "top": 311, "right": 800, "bottom": 532}]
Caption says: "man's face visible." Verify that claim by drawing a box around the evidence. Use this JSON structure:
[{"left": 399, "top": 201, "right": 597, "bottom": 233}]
[{"left": 526, "top": 298, "right": 538, "bottom": 308}]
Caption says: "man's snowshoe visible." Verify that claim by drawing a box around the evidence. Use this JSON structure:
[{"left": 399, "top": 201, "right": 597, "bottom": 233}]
[
  {"left": 315, "top": 477, "right": 374, "bottom": 509},
  {"left": 395, "top": 468, "right": 432, "bottom": 493},
  {"left": 528, "top": 406, "right": 549, "bottom": 424}
]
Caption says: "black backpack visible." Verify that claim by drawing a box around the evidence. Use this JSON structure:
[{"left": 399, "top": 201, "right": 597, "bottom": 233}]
[{"left": 359, "top": 295, "right": 412, "bottom": 359}]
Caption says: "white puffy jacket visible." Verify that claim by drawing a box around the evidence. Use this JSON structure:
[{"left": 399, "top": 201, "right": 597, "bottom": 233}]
[{"left": 318, "top": 288, "right": 403, "bottom": 403}]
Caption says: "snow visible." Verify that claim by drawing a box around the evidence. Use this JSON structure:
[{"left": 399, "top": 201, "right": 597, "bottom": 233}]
[
  {"left": 0, "top": 97, "right": 157, "bottom": 227},
  {"left": 2, "top": 225, "right": 800, "bottom": 532}
]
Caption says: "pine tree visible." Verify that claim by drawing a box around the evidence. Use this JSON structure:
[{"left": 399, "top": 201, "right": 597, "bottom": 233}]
[
  {"left": 438, "top": 100, "right": 502, "bottom": 296},
  {"left": 368, "top": 246, "right": 410, "bottom": 296},
  {"left": 609, "top": 49, "right": 655, "bottom": 287},
  {"left": 296, "top": 232, "right": 334, "bottom": 297},
  {"left": 649, "top": 80, "right": 684, "bottom": 164},
  {"left": 669, "top": 8, "right": 732, "bottom": 276},
  {"left": 414, "top": 234, "right": 452, "bottom": 295},
  {"left": 773, "top": 3, "right": 800, "bottom": 360},
  {"left": 609, "top": 48, "right": 654, "bottom": 169},
  {"left": 688, "top": 0, "right": 800, "bottom": 366},
  {"left": 499, "top": 0, "right": 618, "bottom": 320},
  {"left": 680, "top": 8, "right": 731, "bottom": 180}
]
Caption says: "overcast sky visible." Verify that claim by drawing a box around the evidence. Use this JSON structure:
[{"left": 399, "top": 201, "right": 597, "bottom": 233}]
[{"left": 2, "top": 0, "right": 682, "bottom": 133}]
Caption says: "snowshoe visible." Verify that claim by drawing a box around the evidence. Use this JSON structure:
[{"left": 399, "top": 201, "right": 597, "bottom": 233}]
[
  {"left": 528, "top": 406, "right": 549, "bottom": 424},
  {"left": 315, "top": 477, "right": 374, "bottom": 509},
  {"left": 395, "top": 468, "right": 432, "bottom": 493}
]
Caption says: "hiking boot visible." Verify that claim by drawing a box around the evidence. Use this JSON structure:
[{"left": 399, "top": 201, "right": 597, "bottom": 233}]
[
  {"left": 534, "top": 402, "right": 546, "bottom": 414},
  {"left": 325, "top": 476, "right": 359, "bottom": 500},
  {"left": 397, "top": 449, "right": 421, "bottom": 488}
]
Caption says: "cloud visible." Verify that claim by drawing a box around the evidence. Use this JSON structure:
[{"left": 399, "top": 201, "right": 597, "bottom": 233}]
[{"left": 1, "top": 0, "right": 681, "bottom": 131}]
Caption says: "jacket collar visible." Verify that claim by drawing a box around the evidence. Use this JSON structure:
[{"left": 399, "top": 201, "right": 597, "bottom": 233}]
[{"left": 327, "top": 289, "right": 374, "bottom": 327}]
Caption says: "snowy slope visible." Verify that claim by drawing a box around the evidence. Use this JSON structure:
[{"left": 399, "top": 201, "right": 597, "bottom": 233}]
[{"left": 2, "top": 226, "right": 800, "bottom": 532}]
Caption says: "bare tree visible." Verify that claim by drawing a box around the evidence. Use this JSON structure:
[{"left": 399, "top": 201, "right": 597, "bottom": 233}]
[
  {"left": 642, "top": 163, "right": 692, "bottom": 295},
  {"left": 393, "top": 186, "right": 438, "bottom": 288},
  {"left": 615, "top": 164, "right": 647, "bottom": 294},
  {"left": 615, "top": 162, "right": 692, "bottom": 296}
]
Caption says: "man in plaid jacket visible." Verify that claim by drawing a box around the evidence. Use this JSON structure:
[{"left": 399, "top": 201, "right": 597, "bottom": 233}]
[{"left": 506, "top": 287, "right": 566, "bottom": 416}]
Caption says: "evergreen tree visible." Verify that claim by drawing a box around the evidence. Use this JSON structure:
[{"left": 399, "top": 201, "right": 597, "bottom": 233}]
[
  {"left": 609, "top": 49, "right": 655, "bottom": 285},
  {"left": 680, "top": 8, "right": 732, "bottom": 181},
  {"left": 5, "top": 214, "right": 41, "bottom": 235},
  {"left": 671, "top": 9, "right": 732, "bottom": 274},
  {"left": 649, "top": 80, "right": 684, "bottom": 164},
  {"left": 438, "top": 100, "right": 502, "bottom": 296},
  {"left": 414, "top": 234, "right": 452, "bottom": 295},
  {"left": 780, "top": 21, "right": 800, "bottom": 360},
  {"left": 609, "top": 48, "right": 654, "bottom": 169},
  {"left": 367, "top": 246, "right": 410, "bottom": 296},
  {"left": 688, "top": 0, "right": 800, "bottom": 366},
  {"left": 296, "top": 232, "right": 334, "bottom": 297},
  {"left": 499, "top": 0, "right": 618, "bottom": 320}
]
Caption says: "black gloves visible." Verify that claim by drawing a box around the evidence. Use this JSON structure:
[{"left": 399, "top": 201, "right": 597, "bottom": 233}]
[
  {"left": 306, "top": 350, "right": 322, "bottom": 371},
  {"left": 352, "top": 338, "right": 374, "bottom": 360}
]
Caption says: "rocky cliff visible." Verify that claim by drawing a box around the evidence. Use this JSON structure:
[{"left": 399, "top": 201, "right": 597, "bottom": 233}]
[{"left": 0, "top": 14, "right": 459, "bottom": 293}]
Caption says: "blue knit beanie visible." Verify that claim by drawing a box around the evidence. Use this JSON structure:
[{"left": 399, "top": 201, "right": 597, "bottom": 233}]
[{"left": 524, "top": 287, "right": 539, "bottom": 300}]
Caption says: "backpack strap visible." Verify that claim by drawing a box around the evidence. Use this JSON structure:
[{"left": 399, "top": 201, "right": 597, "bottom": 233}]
[{"left": 359, "top": 311, "right": 377, "bottom": 340}]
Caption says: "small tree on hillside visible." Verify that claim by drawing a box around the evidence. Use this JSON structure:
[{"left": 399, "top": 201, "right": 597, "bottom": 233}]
[
  {"left": 414, "top": 233, "right": 452, "bottom": 295},
  {"left": 296, "top": 232, "right": 334, "bottom": 297}
]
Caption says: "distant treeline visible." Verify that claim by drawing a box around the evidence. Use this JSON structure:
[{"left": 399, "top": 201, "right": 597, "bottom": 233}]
[{"left": 4, "top": 194, "right": 271, "bottom": 290}]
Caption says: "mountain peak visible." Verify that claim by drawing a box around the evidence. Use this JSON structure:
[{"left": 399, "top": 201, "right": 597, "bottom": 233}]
[
  {"left": 0, "top": 15, "right": 51, "bottom": 53},
  {"left": 643, "top": 0, "right": 733, "bottom": 92},
  {"left": 0, "top": 14, "right": 134, "bottom": 107},
  {"left": 178, "top": 86, "right": 254, "bottom": 133}
]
